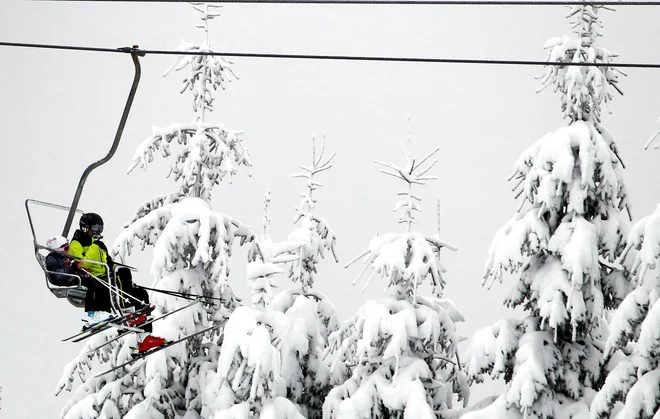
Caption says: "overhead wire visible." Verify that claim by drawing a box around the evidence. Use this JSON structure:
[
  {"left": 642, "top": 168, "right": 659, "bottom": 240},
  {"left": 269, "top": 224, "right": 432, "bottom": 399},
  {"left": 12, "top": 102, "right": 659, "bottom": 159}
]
[
  {"left": 30, "top": 0, "right": 660, "bottom": 5},
  {"left": 2, "top": 41, "right": 660, "bottom": 68}
]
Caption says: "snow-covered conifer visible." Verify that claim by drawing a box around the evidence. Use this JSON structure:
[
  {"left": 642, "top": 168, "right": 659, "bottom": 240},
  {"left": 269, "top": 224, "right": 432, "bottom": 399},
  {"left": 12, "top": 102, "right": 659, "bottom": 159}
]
[
  {"left": 274, "top": 136, "right": 339, "bottom": 419},
  {"left": 591, "top": 144, "right": 660, "bottom": 419},
  {"left": 56, "top": 5, "right": 255, "bottom": 418},
  {"left": 208, "top": 138, "right": 341, "bottom": 419},
  {"left": 464, "top": 5, "right": 631, "bottom": 419},
  {"left": 205, "top": 190, "right": 307, "bottom": 418},
  {"left": 287, "top": 135, "right": 338, "bottom": 293},
  {"left": 128, "top": 3, "right": 249, "bottom": 202},
  {"left": 323, "top": 119, "right": 468, "bottom": 419}
]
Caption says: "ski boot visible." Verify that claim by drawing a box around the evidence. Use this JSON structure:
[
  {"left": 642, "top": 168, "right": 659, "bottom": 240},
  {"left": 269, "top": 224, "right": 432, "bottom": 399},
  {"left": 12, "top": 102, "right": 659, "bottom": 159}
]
[{"left": 137, "top": 335, "right": 167, "bottom": 353}]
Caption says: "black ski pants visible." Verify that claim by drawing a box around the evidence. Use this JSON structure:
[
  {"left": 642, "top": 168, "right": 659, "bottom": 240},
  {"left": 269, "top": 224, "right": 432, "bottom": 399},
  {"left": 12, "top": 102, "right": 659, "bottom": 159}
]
[{"left": 84, "top": 267, "right": 153, "bottom": 332}]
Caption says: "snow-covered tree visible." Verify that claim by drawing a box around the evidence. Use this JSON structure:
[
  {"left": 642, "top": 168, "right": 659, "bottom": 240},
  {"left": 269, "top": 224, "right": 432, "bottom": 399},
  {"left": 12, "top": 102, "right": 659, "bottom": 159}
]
[
  {"left": 590, "top": 140, "right": 660, "bottom": 419},
  {"left": 287, "top": 135, "right": 338, "bottom": 293},
  {"left": 56, "top": 5, "right": 255, "bottom": 418},
  {"left": 323, "top": 119, "right": 468, "bottom": 419},
  {"left": 207, "top": 138, "right": 340, "bottom": 419},
  {"left": 204, "top": 189, "right": 307, "bottom": 418},
  {"left": 276, "top": 136, "right": 339, "bottom": 419},
  {"left": 463, "top": 5, "right": 631, "bottom": 419}
]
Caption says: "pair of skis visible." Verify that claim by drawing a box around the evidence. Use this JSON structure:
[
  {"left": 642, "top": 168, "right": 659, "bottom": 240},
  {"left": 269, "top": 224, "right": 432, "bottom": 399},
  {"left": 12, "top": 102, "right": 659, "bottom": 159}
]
[
  {"left": 85, "top": 297, "right": 203, "bottom": 353},
  {"left": 62, "top": 304, "right": 156, "bottom": 343},
  {"left": 96, "top": 320, "right": 224, "bottom": 377}
]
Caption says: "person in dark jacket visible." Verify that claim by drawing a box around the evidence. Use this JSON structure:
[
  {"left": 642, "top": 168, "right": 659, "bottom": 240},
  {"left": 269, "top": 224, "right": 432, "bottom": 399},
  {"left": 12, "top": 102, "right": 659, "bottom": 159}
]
[{"left": 45, "top": 236, "right": 90, "bottom": 287}]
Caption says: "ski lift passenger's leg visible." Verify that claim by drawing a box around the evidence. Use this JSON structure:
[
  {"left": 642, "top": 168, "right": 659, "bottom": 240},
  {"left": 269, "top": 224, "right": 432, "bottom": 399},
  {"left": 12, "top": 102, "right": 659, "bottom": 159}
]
[
  {"left": 47, "top": 271, "right": 76, "bottom": 287},
  {"left": 115, "top": 267, "right": 154, "bottom": 325},
  {"left": 117, "top": 270, "right": 166, "bottom": 352},
  {"left": 112, "top": 268, "right": 166, "bottom": 351},
  {"left": 84, "top": 275, "right": 114, "bottom": 322}
]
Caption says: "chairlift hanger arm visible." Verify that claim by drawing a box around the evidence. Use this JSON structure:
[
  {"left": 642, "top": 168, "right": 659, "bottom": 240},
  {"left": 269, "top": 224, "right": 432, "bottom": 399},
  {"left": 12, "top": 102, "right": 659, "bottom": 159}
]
[{"left": 62, "top": 48, "right": 145, "bottom": 237}]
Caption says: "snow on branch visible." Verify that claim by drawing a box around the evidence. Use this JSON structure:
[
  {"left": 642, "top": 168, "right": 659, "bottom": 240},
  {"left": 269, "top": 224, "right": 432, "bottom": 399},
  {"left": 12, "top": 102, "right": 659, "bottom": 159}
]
[
  {"left": 343, "top": 117, "right": 456, "bottom": 300},
  {"left": 374, "top": 118, "right": 440, "bottom": 231},
  {"left": 591, "top": 138, "right": 660, "bottom": 419},
  {"left": 163, "top": 4, "right": 237, "bottom": 119},
  {"left": 464, "top": 318, "right": 523, "bottom": 385},
  {"left": 112, "top": 197, "right": 255, "bottom": 287},
  {"left": 537, "top": 5, "right": 623, "bottom": 123},
  {"left": 247, "top": 190, "right": 306, "bottom": 307},
  {"left": 57, "top": 330, "right": 156, "bottom": 418},
  {"left": 323, "top": 296, "right": 468, "bottom": 418},
  {"left": 291, "top": 135, "right": 336, "bottom": 219},
  {"left": 646, "top": 123, "right": 660, "bottom": 150},
  {"left": 346, "top": 231, "right": 456, "bottom": 301},
  {"left": 164, "top": 41, "right": 237, "bottom": 116},
  {"left": 127, "top": 122, "right": 251, "bottom": 201},
  {"left": 487, "top": 121, "right": 630, "bottom": 296},
  {"left": 209, "top": 306, "right": 308, "bottom": 418},
  {"left": 619, "top": 203, "right": 660, "bottom": 284},
  {"left": 288, "top": 136, "right": 339, "bottom": 292}
]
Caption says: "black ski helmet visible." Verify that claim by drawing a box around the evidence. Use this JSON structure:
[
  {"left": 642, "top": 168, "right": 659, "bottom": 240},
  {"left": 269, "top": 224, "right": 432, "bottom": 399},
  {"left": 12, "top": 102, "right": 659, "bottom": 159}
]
[{"left": 80, "top": 212, "right": 104, "bottom": 233}]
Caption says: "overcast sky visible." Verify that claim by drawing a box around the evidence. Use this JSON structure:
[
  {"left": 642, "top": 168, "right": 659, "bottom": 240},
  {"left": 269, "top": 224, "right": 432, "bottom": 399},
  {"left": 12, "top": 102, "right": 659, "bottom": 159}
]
[{"left": 1, "top": 2, "right": 659, "bottom": 417}]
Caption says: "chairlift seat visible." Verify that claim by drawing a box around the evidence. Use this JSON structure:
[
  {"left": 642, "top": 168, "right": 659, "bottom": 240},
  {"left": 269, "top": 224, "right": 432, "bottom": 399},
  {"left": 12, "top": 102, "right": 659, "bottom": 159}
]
[
  {"left": 49, "top": 283, "right": 88, "bottom": 308},
  {"left": 35, "top": 246, "right": 88, "bottom": 308}
]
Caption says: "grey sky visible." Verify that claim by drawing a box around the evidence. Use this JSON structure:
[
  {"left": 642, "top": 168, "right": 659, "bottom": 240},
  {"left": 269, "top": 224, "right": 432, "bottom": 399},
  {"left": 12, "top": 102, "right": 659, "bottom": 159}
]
[{"left": 1, "top": 2, "right": 659, "bottom": 417}]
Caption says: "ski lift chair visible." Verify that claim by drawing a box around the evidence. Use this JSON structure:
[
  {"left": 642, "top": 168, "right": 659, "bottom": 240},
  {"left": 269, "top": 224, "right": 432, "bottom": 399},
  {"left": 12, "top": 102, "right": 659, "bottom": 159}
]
[{"left": 27, "top": 200, "right": 138, "bottom": 312}]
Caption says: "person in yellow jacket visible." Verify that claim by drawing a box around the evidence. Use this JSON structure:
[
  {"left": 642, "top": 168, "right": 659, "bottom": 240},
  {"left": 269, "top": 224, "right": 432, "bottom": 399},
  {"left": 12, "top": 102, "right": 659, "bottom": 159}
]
[
  {"left": 69, "top": 213, "right": 109, "bottom": 279},
  {"left": 69, "top": 212, "right": 113, "bottom": 312},
  {"left": 69, "top": 212, "right": 166, "bottom": 353}
]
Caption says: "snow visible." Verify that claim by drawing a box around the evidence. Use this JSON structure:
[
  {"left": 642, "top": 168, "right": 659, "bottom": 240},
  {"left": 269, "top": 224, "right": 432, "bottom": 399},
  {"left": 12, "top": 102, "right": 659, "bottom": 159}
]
[
  {"left": 614, "top": 370, "right": 660, "bottom": 419},
  {"left": 538, "top": 5, "right": 621, "bottom": 124},
  {"left": 62, "top": 395, "right": 99, "bottom": 419},
  {"left": 124, "top": 400, "right": 165, "bottom": 419},
  {"left": 592, "top": 197, "right": 660, "bottom": 418},
  {"left": 625, "top": 203, "right": 660, "bottom": 282},
  {"left": 461, "top": 394, "right": 523, "bottom": 419},
  {"left": 325, "top": 294, "right": 467, "bottom": 418},
  {"left": 605, "top": 287, "right": 650, "bottom": 356},
  {"left": 465, "top": 319, "right": 522, "bottom": 384},
  {"left": 128, "top": 122, "right": 251, "bottom": 202}
]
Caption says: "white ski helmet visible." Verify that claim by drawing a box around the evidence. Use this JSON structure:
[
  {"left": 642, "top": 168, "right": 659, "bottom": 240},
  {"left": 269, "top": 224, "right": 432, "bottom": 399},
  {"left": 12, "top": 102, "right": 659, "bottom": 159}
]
[{"left": 46, "top": 235, "right": 69, "bottom": 250}]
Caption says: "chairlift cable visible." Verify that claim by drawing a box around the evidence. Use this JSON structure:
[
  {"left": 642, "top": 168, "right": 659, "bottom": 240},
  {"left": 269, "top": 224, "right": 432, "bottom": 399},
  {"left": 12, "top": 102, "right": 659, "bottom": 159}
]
[
  {"left": 26, "top": 0, "right": 660, "bottom": 5},
  {"left": 2, "top": 41, "right": 660, "bottom": 68}
]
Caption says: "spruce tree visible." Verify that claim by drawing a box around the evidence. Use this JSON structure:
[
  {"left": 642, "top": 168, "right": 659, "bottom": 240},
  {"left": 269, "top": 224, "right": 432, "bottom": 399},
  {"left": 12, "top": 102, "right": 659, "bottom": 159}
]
[
  {"left": 205, "top": 189, "right": 306, "bottom": 418},
  {"left": 55, "top": 5, "right": 254, "bottom": 418},
  {"left": 207, "top": 137, "right": 339, "bottom": 419},
  {"left": 591, "top": 145, "right": 660, "bottom": 418},
  {"left": 275, "top": 136, "right": 339, "bottom": 419},
  {"left": 463, "top": 4, "right": 631, "bottom": 419},
  {"left": 323, "top": 119, "right": 468, "bottom": 419}
]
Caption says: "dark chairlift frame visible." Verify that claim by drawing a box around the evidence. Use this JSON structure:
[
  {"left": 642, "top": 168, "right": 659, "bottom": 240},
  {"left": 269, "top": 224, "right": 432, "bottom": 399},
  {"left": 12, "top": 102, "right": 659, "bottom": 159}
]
[{"left": 26, "top": 48, "right": 144, "bottom": 308}]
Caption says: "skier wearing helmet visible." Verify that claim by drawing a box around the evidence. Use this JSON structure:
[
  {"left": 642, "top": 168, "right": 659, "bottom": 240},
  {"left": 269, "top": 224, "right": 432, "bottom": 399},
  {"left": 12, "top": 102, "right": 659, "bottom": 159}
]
[
  {"left": 69, "top": 212, "right": 166, "bottom": 352},
  {"left": 44, "top": 236, "right": 90, "bottom": 287},
  {"left": 69, "top": 212, "right": 113, "bottom": 312}
]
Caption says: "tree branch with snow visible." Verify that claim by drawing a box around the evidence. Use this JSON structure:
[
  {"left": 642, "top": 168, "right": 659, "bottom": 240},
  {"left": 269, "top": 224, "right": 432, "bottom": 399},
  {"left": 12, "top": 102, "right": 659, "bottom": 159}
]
[{"left": 288, "top": 135, "right": 339, "bottom": 293}]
